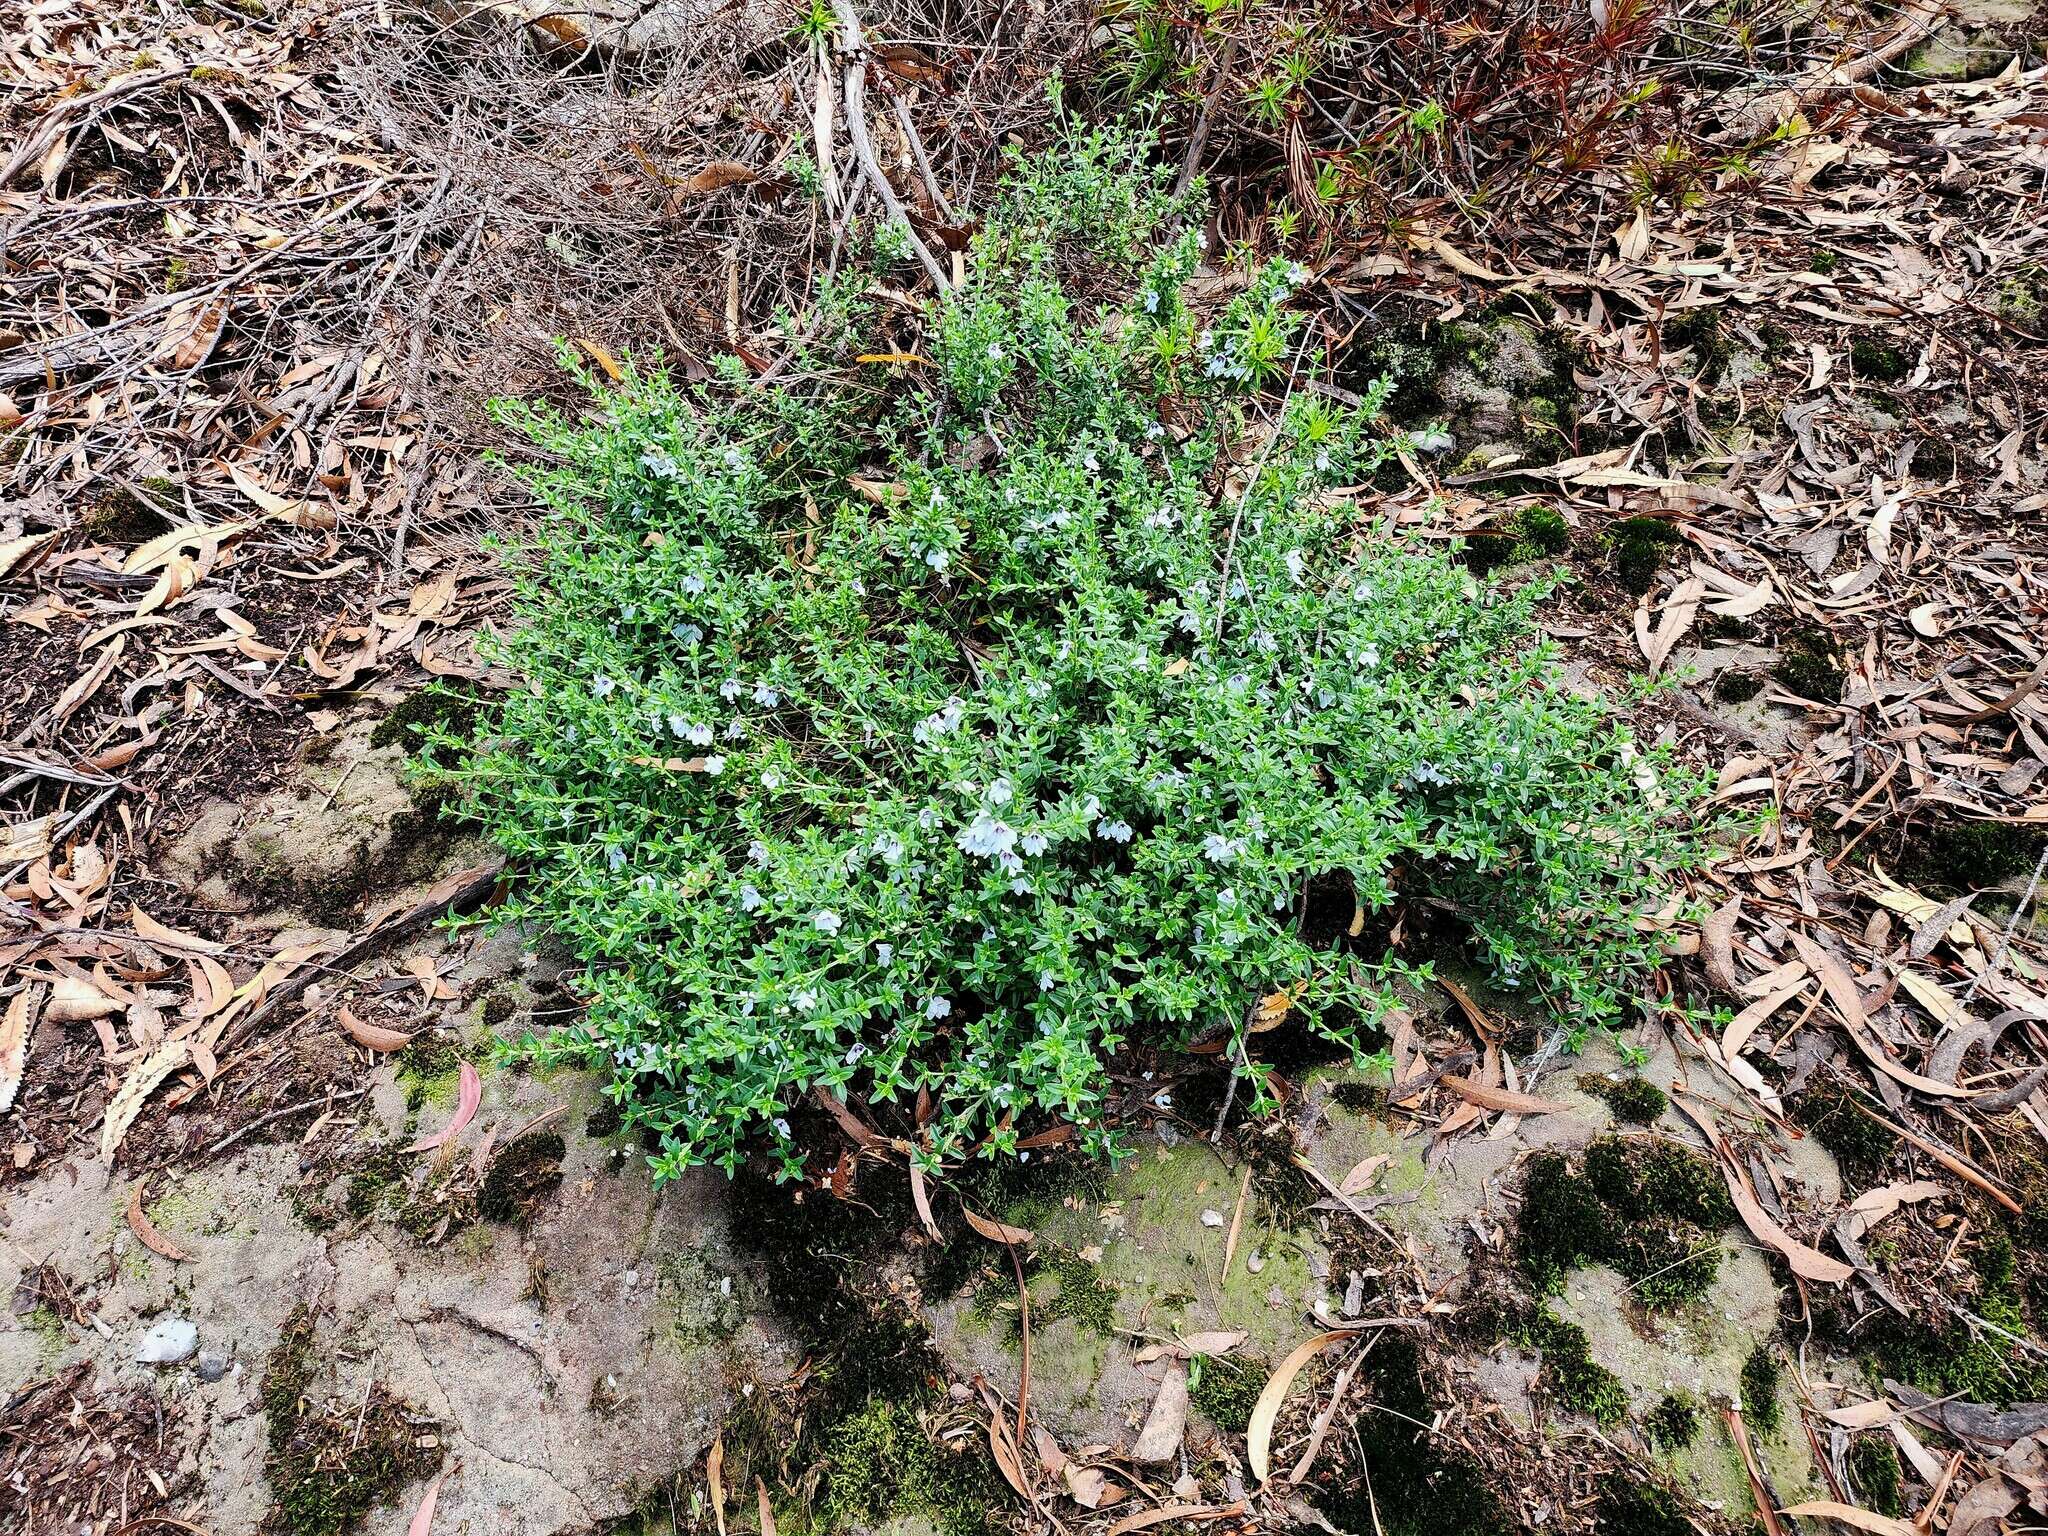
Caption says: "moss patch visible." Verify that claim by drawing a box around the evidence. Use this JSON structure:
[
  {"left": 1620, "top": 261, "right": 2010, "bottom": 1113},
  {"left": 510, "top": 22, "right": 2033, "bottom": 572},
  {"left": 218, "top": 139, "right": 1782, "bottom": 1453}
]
[
  {"left": 477, "top": 1132, "right": 565, "bottom": 1225},
  {"left": 1740, "top": 1344, "right": 1781, "bottom": 1437},
  {"left": 1793, "top": 1077, "right": 1896, "bottom": 1181},
  {"left": 1897, "top": 818, "right": 2048, "bottom": 893},
  {"left": 1849, "top": 337, "right": 1911, "bottom": 383},
  {"left": 1771, "top": 625, "right": 1845, "bottom": 702},
  {"left": 1847, "top": 1436, "right": 1902, "bottom": 1518},
  {"left": 1606, "top": 516, "right": 1682, "bottom": 596},
  {"left": 1517, "top": 1137, "right": 1735, "bottom": 1309},
  {"left": 815, "top": 1401, "right": 1004, "bottom": 1536},
  {"left": 1579, "top": 1073, "right": 1668, "bottom": 1125},
  {"left": 260, "top": 1306, "right": 440, "bottom": 1536},
  {"left": 1645, "top": 1392, "right": 1699, "bottom": 1450},
  {"left": 1511, "top": 1304, "right": 1630, "bottom": 1425},
  {"left": 1307, "top": 1334, "right": 1512, "bottom": 1536},
  {"left": 1594, "top": 1471, "right": 1694, "bottom": 1536},
  {"left": 1188, "top": 1351, "right": 1266, "bottom": 1433}
]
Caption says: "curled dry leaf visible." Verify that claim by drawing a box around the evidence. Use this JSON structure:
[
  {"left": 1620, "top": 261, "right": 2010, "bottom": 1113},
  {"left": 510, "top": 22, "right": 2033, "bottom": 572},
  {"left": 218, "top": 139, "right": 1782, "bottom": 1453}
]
[
  {"left": 0, "top": 530, "right": 54, "bottom": 579},
  {"left": 407, "top": 1468, "right": 450, "bottom": 1536},
  {"left": 130, "top": 906, "right": 225, "bottom": 954},
  {"left": 679, "top": 160, "right": 759, "bottom": 196},
  {"left": 338, "top": 1005, "right": 414, "bottom": 1053},
  {"left": 405, "top": 1062, "right": 481, "bottom": 1152},
  {"left": 1062, "top": 1463, "right": 1109, "bottom": 1508},
  {"left": 1700, "top": 894, "right": 1743, "bottom": 993},
  {"left": 961, "top": 1205, "right": 1035, "bottom": 1245},
  {"left": 1778, "top": 1501, "right": 1915, "bottom": 1536},
  {"left": 126, "top": 1178, "right": 191, "bottom": 1262},
  {"left": 1438, "top": 1075, "right": 1571, "bottom": 1116},
  {"left": 47, "top": 972, "right": 120, "bottom": 1023},
  {"left": 1249, "top": 1329, "right": 1362, "bottom": 1483},
  {"left": 1103, "top": 1502, "right": 1243, "bottom": 1534},
  {"left": 102, "top": 1039, "right": 191, "bottom": 1160},
  {"left": 0, "top": 988, "right": 31, "bottom": 1113},
  {"left": 1180, "top": 1329, "right": 1248, "bottom": 1356}
]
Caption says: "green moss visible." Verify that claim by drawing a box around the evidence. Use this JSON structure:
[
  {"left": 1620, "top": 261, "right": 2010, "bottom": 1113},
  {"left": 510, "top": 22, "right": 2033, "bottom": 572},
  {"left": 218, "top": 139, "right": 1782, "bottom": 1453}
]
[
  {"left": 370, "top": 686, "right": 484, "bottom": 770},
  {"left": 1712, "top": 669, "right": 1766, "bottom": 703},
  {"left": 1772, "top": 626, "right": 1845, "bottom": 702},
  {"left": 1330, "top": 1080, "right": 1388, "bottom": 1114},
  {"left": 1794, "top": 1079, "right": 1896, "bottom": 1184},
  {"left": 260, "top": 1306, "right": 441, "bottom": 1536},
  {"left": 398, "top": 1037, "right": 461, "bottom": 1112},
  {"left": 1999, "top": 274, "right": 2044, "bottom": 330},
  {"left": 1849, "top": 337, "right": 1911, "bottom": 383},
  {"left": 165, "top": 255, "right": 191, "bottom": 292},
  {"left": 477, "top": 1132, "right": 565, "bottom": 1225},
  {"left": 1898, "top": 819, "right": 2048, "bottom": 893},
  {"left": 1579, "top": 1073, "right": 1667, "bottom": 1125},
  {"left": 1606, "top": 516, "right": 1682, "bottom": 596},
  {"left": 1518, "top": 1138, "right": 1732, "bottom": 1309},
  {"left": 1645, "top": 1392, "right": 1698, "bottom": 1450},
  {"left": 1513, "top": 505, "right": 1570, "bottom": 557},
  {"left": 1036, "top": 1246, "right": 1117, "bottom": 1334},
  {"left": 1740, "top": 1344, "right": 1781, "bottom": 1437},
  {"left": 81, "top": 485, "right": 172, "bottom": 544},
  {"left": 1595, "top": 1472, "right": 1694, "bottom": 1536},
  {"left": 1846, "top": 1437, "right": 1902, "bottom": 1519},
  {"left": 1308, "top": 1334, "right": 1512, "bottom": 1536},
  {"left": 1188, "top": 1352, "right": 1266, "bottom": 1433},
  {"left": 1808, "top": 247, "right": 1839, "bottom": 275},
  {"left": 1457, "top": 532, "right": 1520, "bottom": 575},
  {"left": 480, "top": 990, "right": 519, "bottom": 1029},
  {"left": 820, "top": 1401, "right": 1003, "bottom": 1536},
  {"left": 1663, "top": 308, "right": 1729, "bottom": 383},
  {"left": 1514, "top": 1305, "right": 1631, "bottom": 1425}
]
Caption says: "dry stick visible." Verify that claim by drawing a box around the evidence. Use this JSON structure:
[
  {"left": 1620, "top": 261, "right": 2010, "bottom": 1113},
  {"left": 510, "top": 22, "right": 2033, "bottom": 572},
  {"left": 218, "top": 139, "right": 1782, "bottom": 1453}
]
[
  {"left": 0, "top": 67, "right": 185, "bottom": 187},
  {"left": 889, "top": 94, "right": 954, "bottom": 222},
  {"left": 1172, "top": 37, "right": 1239, "bottom": 202},
  {"left": 829, "top": 0, "right": 950, "bottom": 293}
]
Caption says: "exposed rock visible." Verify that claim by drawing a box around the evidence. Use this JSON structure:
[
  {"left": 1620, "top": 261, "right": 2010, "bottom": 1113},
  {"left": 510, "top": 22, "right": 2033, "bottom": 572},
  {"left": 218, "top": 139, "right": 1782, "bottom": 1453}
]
[{"left": 136, "top": 1316, "right": 198, "bottom": 1364}]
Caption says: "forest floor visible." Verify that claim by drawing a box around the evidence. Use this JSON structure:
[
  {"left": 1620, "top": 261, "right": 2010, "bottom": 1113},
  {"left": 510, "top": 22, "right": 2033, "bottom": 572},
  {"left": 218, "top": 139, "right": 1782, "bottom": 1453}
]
[{"left": 3, "top": 1, "right": 2047, "bottom": 1534}]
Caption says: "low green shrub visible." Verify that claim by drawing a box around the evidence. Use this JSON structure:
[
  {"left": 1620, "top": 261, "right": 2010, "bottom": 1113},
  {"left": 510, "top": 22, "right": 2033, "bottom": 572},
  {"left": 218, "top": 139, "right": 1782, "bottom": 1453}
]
[{"left": 449, "top": 124, "right": 1709, "bottom": 1179}]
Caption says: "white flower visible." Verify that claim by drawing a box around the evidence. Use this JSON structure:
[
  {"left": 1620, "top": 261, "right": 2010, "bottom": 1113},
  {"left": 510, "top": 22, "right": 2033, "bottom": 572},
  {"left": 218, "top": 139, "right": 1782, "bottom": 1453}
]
[
  {"left": 703, "top": 755, "right": 726, "bottom": 776},
  {"left": 924, "top": 548, "right": 950, "bottom": 572},
  {"left": 681, "top": 574, "right": 706, "bottom": 596},
  {"left": 724, "top": 446, "right": 745, "bottom": 470},
  {"left": 1201, "top": 833, "right": 1239, "bottom": 864},
  {"left": 957, "top": 812, "right": 1018, "bottom": 861},
  {"left": 844, "top": 1042, "right": 867, "bottom": 1065},
  {"left": 1096, "top": 818, "right": 1133, "bottom": 843},
  {"left": 748, "top": 840, "right": 772, "bottom": 867},
  {"left": 721, "top": 678, "right": 744, "bottom": 701},
  {"left": 873, "top": 830, "right": 905, "bottom": 865},
  {"left": 793, "top": 988, "right": 818, "bottom": 1011},
  {"left": 1358, "top": 644, "right": 1380, "bottom": 669},
  {"left": 753, "top": 683, "right": 781, "bottom": 707},
  {"left": 1020, "top": 833, "right": 1048, "bottom": 857},
  {"left": 1285, "top": 549, "right": 1306, "bottom": 584},
  {"left": 1083, "top": 452, "right": 1099, "bottom": 472},
  {"left": 875, "top": 943, "right": 893, "bottom": 963},
  {"left": 640, "top": 448, "right": 679, "bottom": 479},
  {"left": 913, "top": 697, "right": 966, "bottom": 745},
  {"left": 1142, "top": 289, "right": 1160, "bottom": 313},
  {"left": 813, "top": 909, "right": 842, "bottom": 935},
  {"left": 1218, "top": 887, "right": 1238, "bottom": 908},
  {"left": 724, "top": 719, "right": 745, "bottom": 740},
  {"left": 772, "top": 1117, "right": 792, "bottom": 1139},
  {"left": 1038, "top": 971, "right": 1056, "bottom": 991},
  {"left": 674, "top": 623, "right": 703, "bottom": 645},
  {"left": 739, "top": 884, "right": 764, "bottom": 912},
  {"left": 924, "top": 996, "right": 952, "bottom": 1019},
  {"left": 987, "top": 777, "right": 1014, "bottom": 806},
  {"left": 762, "top": 770, "right": 783, "bottom": 789},
  {"left": 987, "top": 342, "right": 1005, "bottom": 361},
  {"left": 592, "top": 675, "right": 616, "bottom": 698}
]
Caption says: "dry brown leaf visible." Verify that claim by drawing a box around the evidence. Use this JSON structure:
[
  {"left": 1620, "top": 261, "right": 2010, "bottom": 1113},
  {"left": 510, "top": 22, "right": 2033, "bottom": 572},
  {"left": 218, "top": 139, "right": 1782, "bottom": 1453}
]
[
  {"left": 706, "top": 1432, "right": 726, "bottom": 1536},
  {"left": 680, "top": 160, "right": 759, "bottom": 196},
  {"left": 1062, "top": 1463, "right": 1109, "bottom": 1508},
  {"left": 0, "top": 987, "right": 34, "bottom": 1114},
  {"left": 1438, "top": 1075, "right": 1571, "bottom": 1115},
  {"left": 1722, "top": 1159, "right": 1853, "bottom": 1284},
  {"left": 338, "top": 1005, "right": 414, "bottom": 1053},
  {"left": 1701, "top": 894, "right": 1743, "bottom": 994},
  {"left": 0, "top": 530, "right": 54, "bottom": 579},
  {"left": 909, "top": 1161, "right": 941, "bottom": 1241},
  {"left": 962, "top": 1205, "right": 1035, "bottom": 1246},
  {"left": 1779, "top": 1500, "right": 1915, "bottom": 1536},
  {"left": 1339, "top": 1153, "right": 1389, "bottom": 1195},
  {"left": 756, "top": 1478, "right": 776, "bottom": 1536},
  {"left": 1103, "top": 1505, "right": 1242, "bottom": 1535},
  {"left": 1130, "top": 1359, "right": 1190, "bottom": 1463},
  {"left": 1180, "top": 1330, "right": 1248, "bottom": 1356},
  {"left": 102, "top": 1039, "right": 191, "bottom": 1161},
  {"left": 1249, "top": 1329, "right": 1366, "bottom": 1483},
  {"left": 408, "top": 1468, "right": 449, "bottom": 1536},
  {"left": 47, "top": 972, "right": 121, "bottom": 1023},
  {"left": 126, "top": 1178, "right": 192, "bottom": 1262},
  {"left": 130, "top": 908, "right": 225, "bottom": 955}
]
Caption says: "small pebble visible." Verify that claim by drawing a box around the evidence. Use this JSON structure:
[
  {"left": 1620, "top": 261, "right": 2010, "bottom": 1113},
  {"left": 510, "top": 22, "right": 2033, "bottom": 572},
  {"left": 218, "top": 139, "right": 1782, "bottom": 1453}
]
[
  {"left": 195, "top": 1351, "right": 231, "bottom": 1383},
  {"left": 1200, "top": 1209, "right": 1225, "bottom": 1228},
  {"left": 136, "top": 1317, "right": 199, "bottom": 1366}
]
